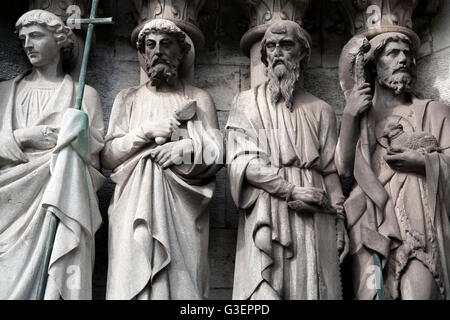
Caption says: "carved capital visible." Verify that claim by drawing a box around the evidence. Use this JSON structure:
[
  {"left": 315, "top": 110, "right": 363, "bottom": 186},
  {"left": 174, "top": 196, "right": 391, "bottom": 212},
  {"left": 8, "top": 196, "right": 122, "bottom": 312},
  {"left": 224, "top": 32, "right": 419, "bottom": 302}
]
[
  {"left": 132, "top": 0, "right": 206, "bottom": 51},
  {"left": 29, "top": 0, "right": 89, "bottom": 22},
  {"left": 337, "top": 0, "right": 440, "bottom": 48},
  {"left": 242, "top": 0, "right": 311, "bottom": 28},
  {"left": 238, "top": 0, "right": 311, "bottom": 56}
]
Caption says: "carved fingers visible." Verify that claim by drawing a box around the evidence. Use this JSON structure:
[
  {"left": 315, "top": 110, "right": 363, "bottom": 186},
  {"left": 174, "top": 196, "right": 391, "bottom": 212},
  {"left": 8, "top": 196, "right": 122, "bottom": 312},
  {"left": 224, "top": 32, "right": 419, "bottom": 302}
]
[
  {"left": 291, "top": 186, "right": 331, "bottom": 209},
  {"left": 149, "top": 139, "right": 193, "bottom": 169},
  {"left": 343, "top": 83, "right": 373, "bottom": 118},
  {"left": 384, "top": 147, "right": 426, "bottom": 175},
  {"left": 337, "top": 219, "right": 349, "bottom": 265},
  {"left": 15, "top": 125, "right": 59, "bottom": 150},
  {"left": 142, "top": 117, "right": 180, "bottom": 140}
]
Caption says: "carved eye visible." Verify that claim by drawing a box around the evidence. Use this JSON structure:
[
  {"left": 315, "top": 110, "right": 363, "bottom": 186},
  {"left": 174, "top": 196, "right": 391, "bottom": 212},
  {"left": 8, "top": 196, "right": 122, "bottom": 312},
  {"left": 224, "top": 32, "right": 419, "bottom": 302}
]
[
  {"left": 160, "top": 39, "right": 172, "bottom": 47},
  {"left": 266, "top": 42, "right": 276, "bottom": 50},
  {"left": 280, "top": 40, "right": 295, "bottom": 49},
  {"left": 146, "top": 40, "right": 156, "bottom": 49}
]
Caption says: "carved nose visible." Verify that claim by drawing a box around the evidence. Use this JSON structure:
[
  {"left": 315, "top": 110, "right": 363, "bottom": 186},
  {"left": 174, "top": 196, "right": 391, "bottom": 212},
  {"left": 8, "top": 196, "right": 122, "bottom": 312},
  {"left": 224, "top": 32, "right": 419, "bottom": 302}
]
[
  {"left": 24, "top": 37, "right": 32, "bottom": 49},
  {"left": 274, "top": 46, "right": 282, "bottom": 57},
  {"left": 398, "top": 51, "right": 407, "bottom": 64}
]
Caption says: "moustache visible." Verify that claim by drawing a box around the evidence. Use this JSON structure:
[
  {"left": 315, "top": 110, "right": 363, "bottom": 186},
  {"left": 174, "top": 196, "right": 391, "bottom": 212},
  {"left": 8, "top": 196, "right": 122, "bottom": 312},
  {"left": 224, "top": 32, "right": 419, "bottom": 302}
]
[
  {"left": 149, "top": 55, "right": 173, "bottom": 68},
  {"left": 271, "top": 59, "right": 286, "bottom": 68},
  {"left": 393, "top": 66, "right": 410, "bottom": 74}
]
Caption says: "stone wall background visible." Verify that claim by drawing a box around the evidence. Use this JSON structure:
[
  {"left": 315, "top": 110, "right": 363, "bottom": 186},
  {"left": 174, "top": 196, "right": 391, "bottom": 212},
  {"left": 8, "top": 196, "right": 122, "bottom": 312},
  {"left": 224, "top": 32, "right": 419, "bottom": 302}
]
[{"left": 0, "top": 0, "right": 449, "bottom": 300}]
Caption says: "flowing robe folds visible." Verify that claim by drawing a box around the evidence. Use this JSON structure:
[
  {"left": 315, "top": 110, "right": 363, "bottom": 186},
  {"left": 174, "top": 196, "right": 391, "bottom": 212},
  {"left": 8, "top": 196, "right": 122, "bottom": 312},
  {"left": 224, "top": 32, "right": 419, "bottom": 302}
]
[
  {"left": 341, "top": 98, "right": 450, "bottom": 299},
  {"left": 226, "top": 83, "right": 344, "bottom": 300},
  {"left": 104, "top": 83, "right": 223, "bottom": 300},
  {"left": 0, "top": 72, "right": 105, "bottom": 300}
]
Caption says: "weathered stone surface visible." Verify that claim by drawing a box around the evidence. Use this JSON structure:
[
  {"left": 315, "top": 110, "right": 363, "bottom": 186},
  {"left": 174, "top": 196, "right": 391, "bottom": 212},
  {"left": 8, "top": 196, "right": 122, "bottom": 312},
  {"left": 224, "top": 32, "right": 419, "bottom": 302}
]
[
  {"left": 304, "top": 67, "right": 345, "bottom": 115},
  {"left": 194, "top": 65, "right": 241, "bottom": 111},
  {"left": 416, "top": 47, "right": 450, "bottom": 105},
  {"left": 208, "top": 228, "right": 237, "bottom": 289},
  {"left": 430, "top": 0, "right": 450, "bottom": 53},
  {"left": 0, "top": 0, "right": 449, "bottom": 301}
]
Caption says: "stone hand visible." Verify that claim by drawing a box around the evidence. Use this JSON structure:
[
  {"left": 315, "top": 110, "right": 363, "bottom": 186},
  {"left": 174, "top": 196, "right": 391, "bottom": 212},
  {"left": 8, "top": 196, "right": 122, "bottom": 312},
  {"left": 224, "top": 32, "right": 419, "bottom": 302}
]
[
  {"left": 291, "top": 186, "right": 331, "bottom": 209},
  {"left": 343, "top": 83, "right": 372, "bottom": 119},
  {"left": 14, "top": 125, "right": 59, "bottom": 150},
  {"left": 337, "top": 218, "right": 349, "bottom": 264},
  {"left": 142, "top": 117, "right": 180, "bottom": 141},
  {"left": 384, "top": 147, "right": 426, "bottom": 175},
  {"left": 149, "top": 139, "right": 193, "bottom": 169}
]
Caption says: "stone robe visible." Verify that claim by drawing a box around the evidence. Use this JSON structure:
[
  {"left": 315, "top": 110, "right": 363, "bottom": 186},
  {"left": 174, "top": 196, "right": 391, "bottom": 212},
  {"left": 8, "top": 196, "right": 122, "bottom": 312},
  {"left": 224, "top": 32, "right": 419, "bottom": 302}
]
[
  {"left": 104, "top": 82, "right": 223, "bottom": 300},
  {"left": 0, "top": 72, "right": 105, "bottom": 299},
  {"left": 226, "top": 82, "right": 343, "bottom": 300},
  {"left": 342, "top": 97, "right": 450, "bottom": 299}
]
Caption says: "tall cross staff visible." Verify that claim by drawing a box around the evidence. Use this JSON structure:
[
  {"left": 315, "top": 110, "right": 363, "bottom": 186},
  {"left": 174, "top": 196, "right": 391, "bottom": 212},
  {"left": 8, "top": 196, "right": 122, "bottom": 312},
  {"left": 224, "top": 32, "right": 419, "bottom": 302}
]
[{"left": 36, "top": 0, "right": 113, "bottom": 299}]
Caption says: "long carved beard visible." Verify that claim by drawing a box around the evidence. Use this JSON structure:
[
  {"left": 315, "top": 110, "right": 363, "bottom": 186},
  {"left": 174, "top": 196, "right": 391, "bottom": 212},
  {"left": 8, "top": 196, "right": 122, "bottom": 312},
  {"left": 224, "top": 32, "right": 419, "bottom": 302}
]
[
  {"left": 378, "top": 71, "right": 415, "bottom": 95},
  {"left": 145, "top": 56, "right": 179, "bottom": 87},
  {"left": 266, "top": 60, "right": 301, "bottom": 112}
]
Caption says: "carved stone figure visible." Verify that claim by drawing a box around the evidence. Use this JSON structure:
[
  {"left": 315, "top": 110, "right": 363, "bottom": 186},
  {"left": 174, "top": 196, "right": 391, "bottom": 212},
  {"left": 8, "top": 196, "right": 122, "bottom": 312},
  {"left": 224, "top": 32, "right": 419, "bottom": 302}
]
[
  {"left": 104, "top": 19, "right": 223, "bottom": 300},
  {"left": 0, "top": 10, "right": 104, "bottom": 299},
  {"left": 226, "top": 20, "right": 348, "bottom": 300},
  {"left": 337, "top": 31, "right": 450, "bottom": 299}
]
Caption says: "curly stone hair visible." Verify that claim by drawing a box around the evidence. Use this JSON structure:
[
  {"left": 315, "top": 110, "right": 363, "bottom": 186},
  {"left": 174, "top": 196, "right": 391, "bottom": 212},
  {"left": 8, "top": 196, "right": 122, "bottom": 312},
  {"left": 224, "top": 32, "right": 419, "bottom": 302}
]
[
  {"left": 136, "top": 19, "right": 191, "bottom": 57},
  {"left": 15, "top": 10, "right": 75, "bottom": 70},
  {"left": 16, "top": 10, "right": 74, "bottom": 49}
]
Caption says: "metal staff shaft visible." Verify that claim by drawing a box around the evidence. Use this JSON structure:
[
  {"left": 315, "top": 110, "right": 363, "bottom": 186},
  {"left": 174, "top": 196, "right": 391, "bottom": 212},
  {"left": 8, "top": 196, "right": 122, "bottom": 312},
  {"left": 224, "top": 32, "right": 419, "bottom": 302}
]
[{"left": 36, "top": 0, "right": 113, "bottom": 299}]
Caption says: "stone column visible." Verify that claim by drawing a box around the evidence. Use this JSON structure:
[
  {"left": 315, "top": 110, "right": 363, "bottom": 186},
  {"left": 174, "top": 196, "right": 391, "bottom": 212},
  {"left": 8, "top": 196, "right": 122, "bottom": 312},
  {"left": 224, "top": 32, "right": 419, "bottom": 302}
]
[
  {"left": 28, "top": 0, "right": 91, "bottom": 79},
  {"left": 132, "top": 0, "right": 206, "bottom": 83},
  {"left": 238, "top": 0, "right": 311, "bottom": 88}
]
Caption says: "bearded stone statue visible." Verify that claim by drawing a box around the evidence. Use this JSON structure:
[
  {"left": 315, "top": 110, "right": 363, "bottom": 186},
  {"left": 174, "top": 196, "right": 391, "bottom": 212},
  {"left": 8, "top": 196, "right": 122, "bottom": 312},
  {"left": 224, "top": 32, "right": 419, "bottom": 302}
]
[
  {"left": 226, "top": 20, "right": 347, "bottom": 300},
  {"left": 103, "top": 19, "right": 223, "bottom": 300},
  {"left": 336, "top": 32, "right": 450, "bottom": 299}
]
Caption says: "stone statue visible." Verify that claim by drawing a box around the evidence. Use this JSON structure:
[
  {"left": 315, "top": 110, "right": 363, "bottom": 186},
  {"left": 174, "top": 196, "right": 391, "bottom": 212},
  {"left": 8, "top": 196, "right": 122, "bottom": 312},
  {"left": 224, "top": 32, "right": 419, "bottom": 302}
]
[
  {"left": 0, "top": 10, "right": 104, "bottom": 299},
  {"left": 104, "top": 19, "right": 223, "bottom": 300},
  {"left": 336, "top": 31, "right": 450, "bottom": 299},
  {"left": 226, "top": 20, "right": 348, "bottom": 300}
]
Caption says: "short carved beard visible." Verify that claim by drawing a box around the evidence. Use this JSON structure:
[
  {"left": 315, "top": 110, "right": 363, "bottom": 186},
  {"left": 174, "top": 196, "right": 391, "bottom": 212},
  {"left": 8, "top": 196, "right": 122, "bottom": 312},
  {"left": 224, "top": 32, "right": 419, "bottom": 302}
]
[
  {"left": 265, "top": 59, "right": 301, "bottom": 112},
  {"left": 378, "top": 71, "right": 415, "bottom": 95},
  {"left": 145, "top": 55, "right": 179, "bottom": 87}
]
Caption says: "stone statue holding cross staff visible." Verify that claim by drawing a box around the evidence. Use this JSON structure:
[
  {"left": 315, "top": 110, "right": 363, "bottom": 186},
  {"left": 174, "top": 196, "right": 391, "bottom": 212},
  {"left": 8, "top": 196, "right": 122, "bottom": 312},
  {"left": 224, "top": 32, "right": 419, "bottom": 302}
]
[{"left": 0, "top": 7, "right": 109, "bottom": 299}]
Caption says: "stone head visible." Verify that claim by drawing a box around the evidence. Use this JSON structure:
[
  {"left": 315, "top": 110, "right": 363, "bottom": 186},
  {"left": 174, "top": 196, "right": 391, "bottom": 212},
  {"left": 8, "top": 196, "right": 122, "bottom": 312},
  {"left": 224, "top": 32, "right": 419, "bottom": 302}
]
[
  {"left": 261, "top": 20, "right": 311, "bottom": 78},
  {"left": 260, "top": 21, "right": 311, "bottom": 111},
  {"left": 368, "top": 32, "right": 417, "bottom": 95},
  {"left": 16, "top": 10, "right": 73, "bottom": 69},
  {"left": 137, "top": 19, "right": 191, "bottom": 87}
]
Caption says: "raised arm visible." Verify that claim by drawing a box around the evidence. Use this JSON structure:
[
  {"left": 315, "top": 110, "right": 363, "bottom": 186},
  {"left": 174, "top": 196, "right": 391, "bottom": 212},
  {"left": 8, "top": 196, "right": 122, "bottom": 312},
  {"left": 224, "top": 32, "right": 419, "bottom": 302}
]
[{"left": 336, "top": 83, "right": 373, "bottom": 178}]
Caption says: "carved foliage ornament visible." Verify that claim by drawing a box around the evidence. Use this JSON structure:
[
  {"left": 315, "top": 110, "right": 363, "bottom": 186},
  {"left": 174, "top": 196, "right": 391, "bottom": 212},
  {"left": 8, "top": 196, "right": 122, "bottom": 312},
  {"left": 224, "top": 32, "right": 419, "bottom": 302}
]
[
  {"left": 337, "top": 0, "right": 440, "bottom": 50},
  {"left": 133, "top": 0, "right": 205, "bottom": 26},
  {"left": 242, "top": 0, "right": 311, "bottom": 27},
  {"left": 29, "top": 0, "right": 89, "bottom": 22}
]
